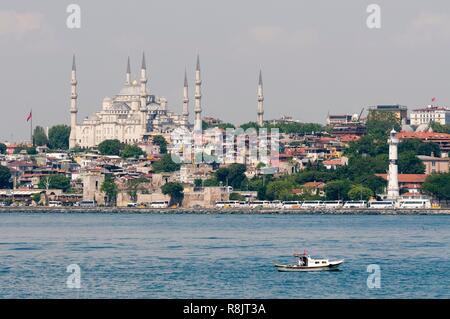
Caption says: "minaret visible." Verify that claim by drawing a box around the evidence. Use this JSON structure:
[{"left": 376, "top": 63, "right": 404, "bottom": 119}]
[
  {"left": 257, "top": 69, "right": 264, "bottom": 127},
  {"left": 125, "top": 56, "right": 131, "bottom": 85},
  {"left": 139, "top": 52, "right": 148, "bottom": 134},
  {"left": 387, "top": 129, "right": 400, "bottom": 199},
  {"left": 182, "top": 69, "right": 189, "bottom": 128},
  {"left": 194, "top": 54, "right": 202, "bottom": 131},
  {"left": 69, "top": 54, "right": 78, "bottom": 149}
]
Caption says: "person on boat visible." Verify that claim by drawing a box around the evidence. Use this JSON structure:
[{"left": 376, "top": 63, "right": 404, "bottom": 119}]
[{"left": 298, "top": 256, "right": 306, "bottom": 266}]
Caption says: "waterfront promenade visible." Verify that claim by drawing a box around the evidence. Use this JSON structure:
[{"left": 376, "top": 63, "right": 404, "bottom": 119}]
[{"left": 1, "top": 207, "right": 449, "bottom": 215}]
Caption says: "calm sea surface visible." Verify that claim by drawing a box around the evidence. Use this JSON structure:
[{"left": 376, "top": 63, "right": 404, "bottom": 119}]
[{"left": 0, "top": 212, "right": 449, "bottom": 298}]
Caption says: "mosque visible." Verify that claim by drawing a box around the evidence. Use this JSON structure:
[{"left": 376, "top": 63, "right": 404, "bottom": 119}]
[{"left": 69, "top": 54, "right": 197, "bottom": 148}]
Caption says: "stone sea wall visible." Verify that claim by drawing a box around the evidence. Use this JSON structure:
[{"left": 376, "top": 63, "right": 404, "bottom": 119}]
[{"left": 0, "top": 207, "right": 449, "bottom": 215}]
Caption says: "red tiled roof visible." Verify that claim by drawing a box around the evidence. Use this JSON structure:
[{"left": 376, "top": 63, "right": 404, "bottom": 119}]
[
  {"left": 302, "top": 181, "right": 325, "bottom": 188},
  {"left": 339, "top": 134, "right": 361, "bottom": 142},
  {"left": 323, "top": 159, "right": 344, "bottom": 165},
  {"left": 397, "top": 132, "right": 450, "bottom": 140},
  {"left": 401, "top": 192, "right": 423, "bottom": 197},
  {"left": 401, "top": 183, "right": 421, "bottom": 189},
  {"left": 375, "top": 173, "right": 427, "bottom": 183}
]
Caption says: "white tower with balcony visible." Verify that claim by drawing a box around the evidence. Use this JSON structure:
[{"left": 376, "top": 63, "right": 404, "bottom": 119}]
[{"left": 387, "top": 129, "right": 400, "bottom": 199}]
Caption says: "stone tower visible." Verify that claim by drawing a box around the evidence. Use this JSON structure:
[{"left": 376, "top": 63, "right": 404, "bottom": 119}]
[
  {"left": 182, "top": 69, "right": 189, "bottom": 128},
  {"left": 69, "top": 54, "right": 78, "bottom": 149},
  {"left": 139, "top": 52, "right": 148, "bottom": 133},
  {"left": 257, "top": 70, "right": 264, "bottom": 127},
  {"left": 194, "top": 54, "right": 202, "bottom": 131},
  {"left": 125, "top": 56, "right": 131, "bottom": 85},
  {"left": 387, "top": 129, "right": 400, "bottom": 199}
]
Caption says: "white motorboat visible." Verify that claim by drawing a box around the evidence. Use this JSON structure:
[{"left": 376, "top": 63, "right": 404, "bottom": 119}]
[{"left": 274, "top": 251, "right": 344, "bottom": 272}]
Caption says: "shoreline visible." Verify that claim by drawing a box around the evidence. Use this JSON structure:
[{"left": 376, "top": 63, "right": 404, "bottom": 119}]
[{"left": 0, "top": 207, "right": 449, "bottom": 215}]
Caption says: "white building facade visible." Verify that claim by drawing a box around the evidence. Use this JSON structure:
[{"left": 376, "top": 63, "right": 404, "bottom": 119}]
[{"left": 410, "top": 105, "right": 450, "bottom": 126}]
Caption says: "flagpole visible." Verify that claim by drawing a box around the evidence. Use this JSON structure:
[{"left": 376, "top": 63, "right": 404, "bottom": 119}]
[{"left": 30, "top": 109, "right": 33, "bottom": 147}]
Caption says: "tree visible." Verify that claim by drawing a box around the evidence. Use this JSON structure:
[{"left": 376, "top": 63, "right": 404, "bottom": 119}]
[
  {"left": 347, "top": 185, "right": 374, "bottom": 201},
  {"left": 265, "top": 179, "right": 296, "bottom": 201},
  {"left": 354, "top": 174, "right": 386, "bottom": 195},
  {"left": 366, "top": 111, "right": 401, "bottom": 139},
  {"left": 239, "top": 121, "right": 323, "bottom": 134},
  {"left": 399, "top": 139, "right": 441, "bottom": 157},
  {"left": 203, "top": 178, "right": 219, "bottom": 187},
  {"left": 48, "top": 125, "right": 70, "bottom": 150},
  {"left": 398, "top": 151, "right": 425, "bottom": 174},
  {"left": 161, "top": 182, "right": 184, "bottom": 206},
  {"left": 152, "top": 135, "right": 167, "bottom": 154},
  {"left": 126, "top": 177, "right": 149, "bottom": 202},
  {"left": 33, "top": 126, "right": 49, "bottom": 146},
  {"left": 422, "top": 173, "right": 450, "bottom": 203},
  {"left": 324, "top": 180, "right": 352, "bottom": 200},
  {"left": 229, "top": 192, "right": 245, "bottom": 201},
  {"left": 152, "top": 154, "right": 181, "bottom": 173},
  {"left": 121, "top": 144, "right": 145, "bottom": 158},
  {"left": 38, "top": 175, "right": 71, "bottom": 191},
  {"left": 213, "top": 164, "right": 247, "bottom": 189},
  {"left": 194, "top": 179, "right": 203, "bottom": 187},
  {"left": 101, "top": 175, "right": 118, "bottom": 206},
  {"left": 13, "top": 146, "right": 37, "bottom": 155},
  {"left": 215, "top": 167, "right": 229, "bottom": 184},
  {"left": 98, "top": 139, "right": 123, "bottom": 156},
  {"left": 0, "top": 143, "right": 6, "bottom": 154},
  {"left": 417, "top": 142, "right": 441, "bottom": 157},
  {"left": 217, "top": 123, "right": 236, "bottom": 130},
  {"left": 430, "top": 121, "right": 450, "bottom": 134},
  {"left": 0, "top": 165, "right": 12, "bottom": 188}
]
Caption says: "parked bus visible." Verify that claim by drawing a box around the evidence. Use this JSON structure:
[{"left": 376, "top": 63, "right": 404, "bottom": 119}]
[
  {"left": 343, "top": 200, "right": 367, "bottom": 208},
  {"left": 368, "top": 200, "right": 395, "bottom": 209},
  {"left": 399, "top": 199, "right": 431, "bottom": 209},
  {"left": 270, "top": 200, "right": 283, "bottom": 209},
  {"left": 48, "top": 200, "right": 63, "bottom": 207},
  {"left": 282, "top": 201, "right": 302, "bottom": 209},
  {"left": 248, "top": 201, "right": 271, "bottom": 208},
  {"left": 215, "top": 201, "right": 240, "bottom": 208},
  {"left": 148, "top": 201, "right": 169, "bottom": 208},
  {"left": 301, "top": 201, "right": 323, "bottom": 208},
  {"left": 78, "top": 200, "right": 97, "bottom": 208},
  {"left": 322, "top": 200, "right": 343, "bottom": 209}
]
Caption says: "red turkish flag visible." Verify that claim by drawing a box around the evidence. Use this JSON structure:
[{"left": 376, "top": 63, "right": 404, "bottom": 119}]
[{"left": 26, "top": 111, "right": 32, "bottom": 122}]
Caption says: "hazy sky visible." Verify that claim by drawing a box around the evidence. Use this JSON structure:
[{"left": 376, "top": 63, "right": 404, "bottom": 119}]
[{"left": 1, "top": 0, "right": 450, "bottom": 141}]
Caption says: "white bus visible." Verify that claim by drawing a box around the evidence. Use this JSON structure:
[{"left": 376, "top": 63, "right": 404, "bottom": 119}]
[
  {"left": 282, "top": 201, "right": 302, "bottom": 209},
  {"left": 368, "top": 200, "right": 395, "bottom": 209},
  {"left": 399, "top": 199, "right": 431, "bottom": 209},
  {"left": 322, "top": 200, "right": 343, "bottom": 209},
  {"left": 343, "top": 200, "right": 367, "bottom": 208},
  {"left": 78, "top": 200, "right": 97, "bottom": 207},
  {"left": 248, "top": 201, "right": 271, "bottom": 208},
  {"left": 238, "top": 201, "right": 249, "bottom": 208},
  {"left": 148, "top": 201, "right": 169, "bottom": 208},
  {"left": 270, "top": 200, "right": 283, "bottom": 209},
  {"left": 48, "top": 200, "right": 63, "bottom": 207},
  {"left": 301, "top": 201, "right": 323, "bottom": 208},
  {"left": 215, "top": 201, "right": 240, "bottom": 208}
]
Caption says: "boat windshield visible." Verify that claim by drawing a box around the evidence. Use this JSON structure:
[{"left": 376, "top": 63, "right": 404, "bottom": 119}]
[{"left": 297, "top": 256, "right": 308, "bottom": 266}]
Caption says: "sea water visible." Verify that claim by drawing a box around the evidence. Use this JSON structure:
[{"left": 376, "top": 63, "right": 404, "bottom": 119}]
[{"left": 0, "top": 212, "right": 448, "bottom": 298}]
